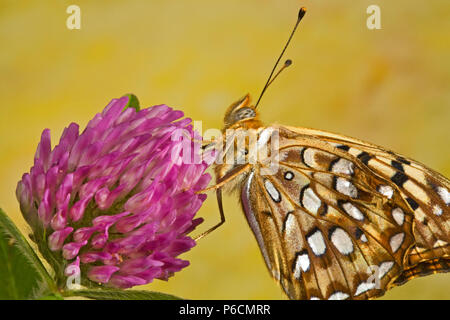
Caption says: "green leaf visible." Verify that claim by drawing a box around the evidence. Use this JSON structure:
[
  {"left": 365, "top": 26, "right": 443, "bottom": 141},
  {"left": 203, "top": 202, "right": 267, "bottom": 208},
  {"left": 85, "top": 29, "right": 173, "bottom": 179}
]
[
  {"left": 38, "top": 293, "right": 64, "bottom": 300},
  {"left": 0, "top": 208, "right": 54, "bottom": 299},
  {"left": 123, "top": 94, "right": 140, "bottom": 112},
  {"left": 65, "top": 289, "right": 182, "bottom": 300}
]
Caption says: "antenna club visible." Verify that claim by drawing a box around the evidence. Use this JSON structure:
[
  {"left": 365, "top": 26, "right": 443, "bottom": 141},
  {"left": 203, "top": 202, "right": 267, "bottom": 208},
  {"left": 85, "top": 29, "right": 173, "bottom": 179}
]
[
  {"left": 285, "top": 59, "right": 292, "bottom": 66},
  {"left": 298, "top": 7, "right": 307, "bottom": 20}
]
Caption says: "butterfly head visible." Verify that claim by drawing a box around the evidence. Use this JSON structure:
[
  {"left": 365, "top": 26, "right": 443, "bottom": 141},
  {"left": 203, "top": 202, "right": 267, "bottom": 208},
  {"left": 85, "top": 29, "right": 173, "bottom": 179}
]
[{"left": 223, "top": 94, "right": 262, "bottom": 130}]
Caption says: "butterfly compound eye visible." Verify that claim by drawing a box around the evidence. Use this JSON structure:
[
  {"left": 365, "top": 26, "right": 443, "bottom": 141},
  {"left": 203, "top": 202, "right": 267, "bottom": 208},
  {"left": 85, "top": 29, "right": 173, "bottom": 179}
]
[{"left": 234, "top": 107, "right": 256, "bottom": 121}]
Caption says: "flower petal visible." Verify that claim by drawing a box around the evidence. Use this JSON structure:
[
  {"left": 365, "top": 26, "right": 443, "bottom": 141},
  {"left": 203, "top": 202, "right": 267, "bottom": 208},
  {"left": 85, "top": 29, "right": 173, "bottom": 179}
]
[{"left": 87, "top": 266, "right": 120, "bottom": 283}]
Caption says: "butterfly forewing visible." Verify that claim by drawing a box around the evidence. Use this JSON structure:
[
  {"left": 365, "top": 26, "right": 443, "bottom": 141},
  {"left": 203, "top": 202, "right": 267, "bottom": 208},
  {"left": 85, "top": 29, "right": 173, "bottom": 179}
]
[{"left": 234, "top": 124, "right": 449, "bottom": 299}]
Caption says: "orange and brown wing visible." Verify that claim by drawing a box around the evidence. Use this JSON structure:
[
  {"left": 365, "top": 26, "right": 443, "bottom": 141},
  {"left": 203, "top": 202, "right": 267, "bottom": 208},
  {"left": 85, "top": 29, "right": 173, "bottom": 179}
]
[{"left": 240, "top": 125, "right": 449, "bottom": 300}]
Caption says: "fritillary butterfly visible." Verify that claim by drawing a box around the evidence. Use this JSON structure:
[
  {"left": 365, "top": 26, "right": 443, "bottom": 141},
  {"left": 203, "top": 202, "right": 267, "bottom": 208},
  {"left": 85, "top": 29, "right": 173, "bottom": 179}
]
[{"left": 199, "top": 7, "right": 450, "bottom": 300}]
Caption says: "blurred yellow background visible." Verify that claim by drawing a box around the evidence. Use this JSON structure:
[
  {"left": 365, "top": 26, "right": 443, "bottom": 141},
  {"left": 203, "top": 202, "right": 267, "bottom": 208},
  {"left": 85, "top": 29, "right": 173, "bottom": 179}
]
[{"left": 0, "top": 0, "right": 449, "bottom": 299}]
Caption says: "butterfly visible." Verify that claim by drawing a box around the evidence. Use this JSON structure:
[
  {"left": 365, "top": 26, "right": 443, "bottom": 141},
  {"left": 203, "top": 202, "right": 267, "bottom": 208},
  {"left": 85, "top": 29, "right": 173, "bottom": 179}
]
[{"left": 197, "top": 7, "right": 450, "bottom": 300}]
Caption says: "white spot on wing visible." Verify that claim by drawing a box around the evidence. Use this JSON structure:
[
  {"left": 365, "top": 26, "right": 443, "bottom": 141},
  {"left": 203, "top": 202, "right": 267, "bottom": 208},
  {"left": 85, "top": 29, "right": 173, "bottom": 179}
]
[
  {"left": 307, "top": 229, "right": 327, "bottom": 256},
  {"left": 336, "top": 178, "right": 358, "bottom": 198},
  {"left": 331, "top": 158, "right": 354, "bottom": 175},
  {"left": 293, "top": 252, "right": 310, "bottom": 279},
  {"left": 284, "top": 213, "right": 296, "bottom": 235},
  {"left": 392, "top": 207, "right": 405, "bottom": 226},
  {"left": 303, "top": 148, "right": 316, "bottom": 167},
  {"left": 302, "top": 187, "right": 322, "bottom": 214},
  {"left": 389, "top": 233, "right": 405, "bottom": 253},
  {"left": 328, "top": 292, "right": 349, "bottom": 300},
  {"left": 377, "top": 185, "right": 394, "bottom": 199},
  {"left": 378, "top": 261, "right": 394, "bottom": 279},
  {"left": 433, "top": 205, "right": 443, "bottom": 216},
  {"left": 264, "top": 180, "right": 280, "bottom": 202},
  {"left": 437, "top": 186, "right": 449, "bottom": 205},
  {"left": 360, "top": 234, "right": 368, "bottom": 243},
  {"left": 414, "top": 246, "right": 428, "bottom": 254},
  {"left": 330, "top": 228, "right": 354, "bottom": 255},
  {"left": 342, "top": 202, "right": 364, "bottom": 221},
  {"left": 433, "top": 239, "right": 448, "bottom": 248},
  {"left": 284, "top": 171, "right": 294, "bottom": 180},
  {"left": 354, "top": 282, "right": 376, "bottom": 296},
  {"left": 310, "top": 296, "right": 321, "bottom": 300}
]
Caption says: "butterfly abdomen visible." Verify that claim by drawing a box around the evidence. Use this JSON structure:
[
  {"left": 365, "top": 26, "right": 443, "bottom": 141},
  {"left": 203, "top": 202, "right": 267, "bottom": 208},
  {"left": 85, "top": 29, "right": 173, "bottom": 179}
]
[{"left": 393, "top": 257, "right": 450, "bottom": 286}]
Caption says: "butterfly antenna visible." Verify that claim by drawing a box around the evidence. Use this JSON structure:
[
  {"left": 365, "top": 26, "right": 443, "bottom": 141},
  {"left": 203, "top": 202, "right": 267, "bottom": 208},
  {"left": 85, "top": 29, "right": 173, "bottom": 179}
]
[
  {"left": 254, "top": 7, "right": 307, "bottom": 108},
  {"left": 266, "top": 59, "right": 292, "bottom": 87}
]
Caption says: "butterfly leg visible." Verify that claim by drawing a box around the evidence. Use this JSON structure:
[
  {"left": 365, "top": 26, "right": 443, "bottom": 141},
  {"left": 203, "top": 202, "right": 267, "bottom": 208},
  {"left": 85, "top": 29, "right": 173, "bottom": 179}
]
[
  {"left": 194, "top": 189, "right": 225, "bottom": 241},
  {"left": 194, "top": 164, "right": 250, "bottom": 240},
  {"left": 197, "top": 163, "right": 251, "bottom": 193}
]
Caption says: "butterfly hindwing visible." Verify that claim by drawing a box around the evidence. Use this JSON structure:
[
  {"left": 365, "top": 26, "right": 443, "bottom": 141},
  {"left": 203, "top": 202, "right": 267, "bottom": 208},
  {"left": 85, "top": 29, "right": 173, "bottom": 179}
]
[{"left": 238, "top": 125, "right": 449, "bottom": 299}]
